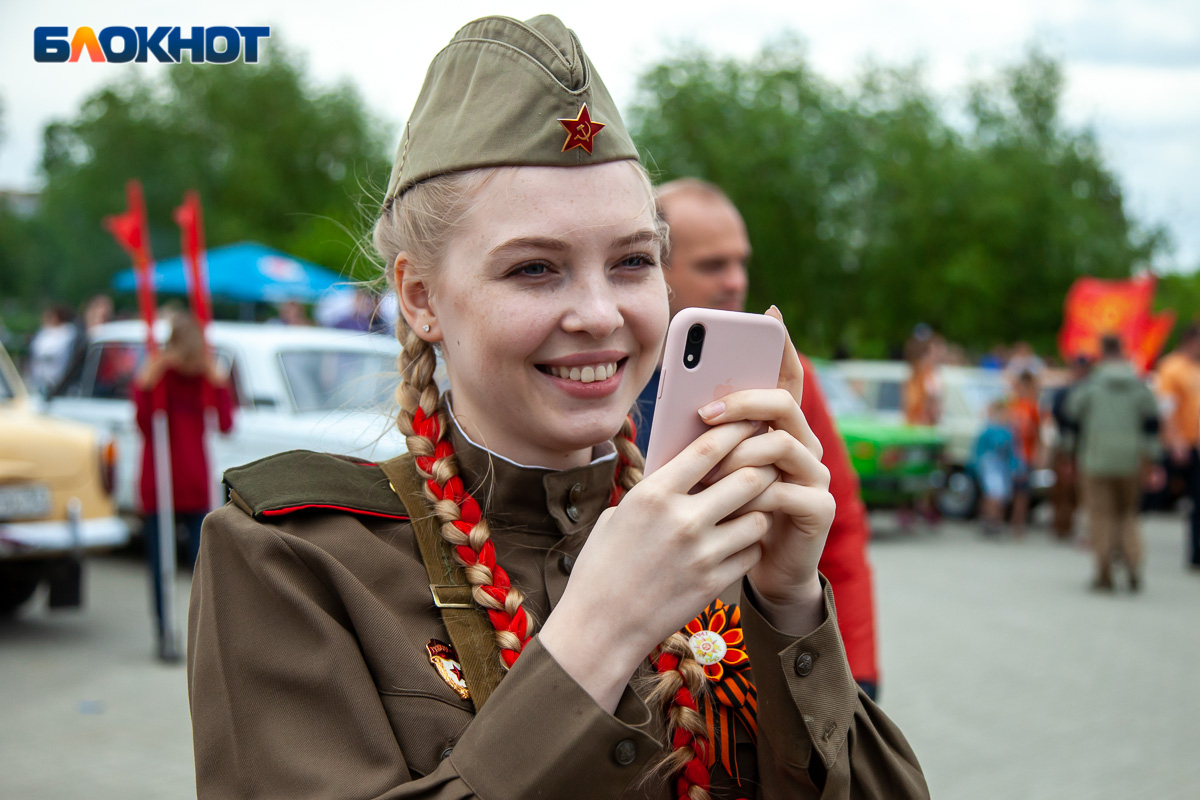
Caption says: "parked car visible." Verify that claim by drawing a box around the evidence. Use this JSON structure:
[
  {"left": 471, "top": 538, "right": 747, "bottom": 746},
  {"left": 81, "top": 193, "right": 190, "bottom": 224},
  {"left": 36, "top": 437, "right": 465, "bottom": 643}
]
[
  {"left": 42, "top": 321, "right": 412, "bottom": 514},
  {"left": 1, "top": 340, "right": 128, "bottom": 614},
  {"left": 831, "top": 360, "right": 1054, "bottom": 517},
  {"left": 814, "top": 365, "right": 945, "bottom": 509}
]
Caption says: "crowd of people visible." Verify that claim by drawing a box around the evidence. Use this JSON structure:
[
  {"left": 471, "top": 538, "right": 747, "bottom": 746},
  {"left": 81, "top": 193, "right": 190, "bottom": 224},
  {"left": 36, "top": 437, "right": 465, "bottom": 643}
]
[
  {"left": 8, "top": 14, "right": 1196, "bottom": 799},
  {"left": 903, "top": 321, "right": 1200, "bottom": 594}
]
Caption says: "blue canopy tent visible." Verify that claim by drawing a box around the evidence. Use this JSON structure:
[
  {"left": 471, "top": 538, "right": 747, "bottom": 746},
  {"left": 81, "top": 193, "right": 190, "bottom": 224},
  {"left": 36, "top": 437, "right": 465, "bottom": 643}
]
[{"left": 112, "top": 242, "right": 350, "bottom": 305}]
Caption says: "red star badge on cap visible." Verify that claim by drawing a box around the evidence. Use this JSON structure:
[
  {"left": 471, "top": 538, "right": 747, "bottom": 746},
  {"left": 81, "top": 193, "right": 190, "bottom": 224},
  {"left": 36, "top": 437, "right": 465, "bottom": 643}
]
[{"left": 558, "top": 103, "right": 605, "bottom": 154}]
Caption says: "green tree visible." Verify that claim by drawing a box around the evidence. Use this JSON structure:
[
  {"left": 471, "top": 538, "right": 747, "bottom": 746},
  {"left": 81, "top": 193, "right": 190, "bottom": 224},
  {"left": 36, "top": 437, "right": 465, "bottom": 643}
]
[
  {"left": 629, "top": 42, "right": 1166, "bottom": 357},
  {"left": 19, "top": 43, "right": 392, "bottom": 306},
  {"left": 0, "top": 97, "right": 39, "bottom": 308},
  {"left": 632, "top": 39, "right": 868, "bottom": 352}
]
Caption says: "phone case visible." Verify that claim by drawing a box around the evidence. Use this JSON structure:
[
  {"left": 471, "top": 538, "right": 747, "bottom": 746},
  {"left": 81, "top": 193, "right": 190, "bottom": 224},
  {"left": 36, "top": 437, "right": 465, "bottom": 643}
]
[{"left": 643, "top": 308, "right": 786, "bottom": 475}]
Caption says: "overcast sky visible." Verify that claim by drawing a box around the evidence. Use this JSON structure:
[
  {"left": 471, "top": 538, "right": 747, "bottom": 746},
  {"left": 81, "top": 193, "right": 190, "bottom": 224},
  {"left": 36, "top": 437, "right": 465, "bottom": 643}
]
[{"left": 2, "top": 0, "right": 1197, "bottom": 269}]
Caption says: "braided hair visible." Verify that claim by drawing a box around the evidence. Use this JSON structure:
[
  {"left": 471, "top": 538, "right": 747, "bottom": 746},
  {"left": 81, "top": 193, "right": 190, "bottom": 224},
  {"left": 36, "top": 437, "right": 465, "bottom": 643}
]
[{"left": 374, "top": 164, "right": 713, "bottom": 799}]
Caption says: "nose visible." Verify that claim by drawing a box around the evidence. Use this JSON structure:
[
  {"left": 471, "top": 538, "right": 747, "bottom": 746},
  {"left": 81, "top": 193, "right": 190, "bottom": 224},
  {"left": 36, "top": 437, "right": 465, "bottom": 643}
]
[
  {"left": 561, "top": 274, "right": 624, "bottom": 338},
  {"left": 724, "top": 263, "right": 749, "bottom": 295}
]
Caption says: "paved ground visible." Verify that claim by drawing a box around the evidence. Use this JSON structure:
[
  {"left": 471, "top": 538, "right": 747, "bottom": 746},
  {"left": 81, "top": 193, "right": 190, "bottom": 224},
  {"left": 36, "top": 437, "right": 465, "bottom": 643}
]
[
  {"left": 2, "top": 514, "right": 1198, "bottom": 799},
  {"left": 870, "top": 510, "right": 1200, "bottom": 799}
]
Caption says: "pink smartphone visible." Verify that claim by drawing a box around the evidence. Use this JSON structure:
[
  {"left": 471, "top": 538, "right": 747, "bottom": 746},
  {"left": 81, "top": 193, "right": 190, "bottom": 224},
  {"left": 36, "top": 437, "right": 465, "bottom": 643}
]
[{"left": 643, "top": 308, "right": 786, "bottom": 475}]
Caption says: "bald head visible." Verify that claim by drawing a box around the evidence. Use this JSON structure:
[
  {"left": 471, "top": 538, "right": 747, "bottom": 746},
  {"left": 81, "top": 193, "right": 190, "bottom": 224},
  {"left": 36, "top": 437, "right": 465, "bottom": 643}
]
[{"left": 657, "top": 179, "right": 750, "bottom": 318}]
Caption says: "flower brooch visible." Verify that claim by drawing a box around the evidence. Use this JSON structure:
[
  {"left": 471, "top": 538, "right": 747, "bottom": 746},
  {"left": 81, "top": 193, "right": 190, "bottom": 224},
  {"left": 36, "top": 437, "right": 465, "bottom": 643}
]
[{"left": 684, "top": 598, "right": 758, "bottom": 783}]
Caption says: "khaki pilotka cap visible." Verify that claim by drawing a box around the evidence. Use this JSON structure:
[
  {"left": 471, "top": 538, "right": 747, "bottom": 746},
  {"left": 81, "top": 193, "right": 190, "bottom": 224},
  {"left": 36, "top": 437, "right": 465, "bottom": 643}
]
[{"left": 384, "top": 14, "right": 639, "bottom": 202}]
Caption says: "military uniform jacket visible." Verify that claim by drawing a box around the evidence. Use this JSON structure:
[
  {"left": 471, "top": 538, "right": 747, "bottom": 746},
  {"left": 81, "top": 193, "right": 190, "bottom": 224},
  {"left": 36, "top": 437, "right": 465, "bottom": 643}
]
[{"left": 187, "top": 423, "right": 929, "bottom": 799}]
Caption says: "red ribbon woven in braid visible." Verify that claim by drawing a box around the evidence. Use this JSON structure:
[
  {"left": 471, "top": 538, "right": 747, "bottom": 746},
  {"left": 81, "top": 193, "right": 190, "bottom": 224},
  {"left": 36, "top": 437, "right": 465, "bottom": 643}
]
[
  {"left": 415, "top": 408, "right": 709, "bottom": 796},
  {"left": 412, "top": 407, "right": 530, "bottom": 667},
  {"left": 654, "top": 650, "right": 713, "bottom": 798}
]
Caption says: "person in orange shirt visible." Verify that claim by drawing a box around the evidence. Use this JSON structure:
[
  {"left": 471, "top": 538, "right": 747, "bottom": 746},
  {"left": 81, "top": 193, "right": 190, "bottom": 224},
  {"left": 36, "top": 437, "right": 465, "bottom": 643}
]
[
  {"left": 1155, "top": 324, "right": 1200, "bottom": 569},
  {"left": 1008, "top": 370, "right": 1042, "bottom": 535},
  {"left": 903, "top": 336, "right": 943, "bottom": 426}
]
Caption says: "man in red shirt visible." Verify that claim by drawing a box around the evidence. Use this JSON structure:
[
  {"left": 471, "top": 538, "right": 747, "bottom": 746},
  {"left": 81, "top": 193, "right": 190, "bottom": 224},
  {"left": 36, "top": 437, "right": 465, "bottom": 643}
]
[{"left": 636, "top": 178, "right": 880, "bottom": 697}]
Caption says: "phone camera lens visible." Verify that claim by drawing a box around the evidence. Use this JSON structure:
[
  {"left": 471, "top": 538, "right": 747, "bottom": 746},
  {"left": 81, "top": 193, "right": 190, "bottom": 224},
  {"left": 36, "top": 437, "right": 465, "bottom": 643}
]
[{"left": 683, "top": 324, "right": 705, "bottom": 369}]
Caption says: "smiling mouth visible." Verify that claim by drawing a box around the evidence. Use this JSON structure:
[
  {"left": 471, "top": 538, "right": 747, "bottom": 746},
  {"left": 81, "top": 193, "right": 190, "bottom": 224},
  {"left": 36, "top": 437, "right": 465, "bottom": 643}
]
[{"left": 536, "top": 359, "right": 625, "bottom": 384}]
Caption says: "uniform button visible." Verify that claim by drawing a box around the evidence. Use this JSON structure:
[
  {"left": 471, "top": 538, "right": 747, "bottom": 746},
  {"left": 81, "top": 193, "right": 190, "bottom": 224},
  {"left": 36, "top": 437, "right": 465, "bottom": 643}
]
[
  {"left": 822, "top": 721, "right": 836, "bottom": 741},
  {"left": 569, "top": 483, "right": 583, "bottom": 503},
  {"left": 613, "top": 739, "right": 637, "bottom": 766},
  {"left": 559, "top": 553, "right": 575, "bottom": 574},
  {"left": 440, "top": 747, "right": 454, "bottom": 760},
  {"left": 565, "top": 503, "right": 581, "bottom": 522},
  {"left": 794, "top": 652, "right": 815, "bottom": 677}
]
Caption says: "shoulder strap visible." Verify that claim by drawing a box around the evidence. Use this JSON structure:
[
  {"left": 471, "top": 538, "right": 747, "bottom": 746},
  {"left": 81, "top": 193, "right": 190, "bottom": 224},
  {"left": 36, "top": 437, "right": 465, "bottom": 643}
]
[{"left": 378, "top": 455, "right": 506, "bottom": 712}]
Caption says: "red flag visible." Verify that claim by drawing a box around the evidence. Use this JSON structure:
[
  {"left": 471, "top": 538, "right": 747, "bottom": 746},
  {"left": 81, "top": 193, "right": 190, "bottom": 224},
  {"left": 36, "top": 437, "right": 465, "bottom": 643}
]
[
  {"left": 1058, "top": 275, "right": 1173, "bottom": 372},
  {"left": 104, "top": 180, "right": 157, "bottom": 353},
  {"left": 1130, "top": 311, "right": 1176, "bottom": 372},
  {"left": 173, "top": 190, "right": 211, "bottom": 329}
]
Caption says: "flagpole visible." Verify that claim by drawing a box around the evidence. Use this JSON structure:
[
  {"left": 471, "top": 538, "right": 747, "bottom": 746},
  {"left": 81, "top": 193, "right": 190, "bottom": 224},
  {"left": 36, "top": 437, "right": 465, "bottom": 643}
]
[
  {"left": 107, "top": 179, "right": 180, "bottom": 662},
  {"left": 175, "top": 191, "right": 221, "bottom": 512}
]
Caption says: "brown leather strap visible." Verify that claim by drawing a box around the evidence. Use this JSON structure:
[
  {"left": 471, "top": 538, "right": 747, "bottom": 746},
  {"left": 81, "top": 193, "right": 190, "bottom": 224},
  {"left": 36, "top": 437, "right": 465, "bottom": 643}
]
[{"left": 378, "top": 455, "right": 506, "bottom": 711}]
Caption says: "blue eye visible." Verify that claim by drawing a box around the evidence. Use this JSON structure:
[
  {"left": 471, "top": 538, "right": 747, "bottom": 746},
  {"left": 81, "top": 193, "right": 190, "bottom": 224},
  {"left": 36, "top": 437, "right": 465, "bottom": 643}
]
[
  {"left": 513, "top": 262, "right": 548, "bottom": 277},
  {"left": 619, "top": 253, "right": 657, "bottom": 269}
]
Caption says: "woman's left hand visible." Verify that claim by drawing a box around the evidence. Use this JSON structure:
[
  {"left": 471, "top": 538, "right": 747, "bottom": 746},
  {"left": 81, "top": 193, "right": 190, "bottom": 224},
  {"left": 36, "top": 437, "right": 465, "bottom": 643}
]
[{"left": 696, "top": 306, "right": 835, "bottom": 633}]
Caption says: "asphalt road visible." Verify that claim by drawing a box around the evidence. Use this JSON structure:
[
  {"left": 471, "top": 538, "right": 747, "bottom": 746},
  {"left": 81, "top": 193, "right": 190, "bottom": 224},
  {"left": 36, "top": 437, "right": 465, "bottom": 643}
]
[{"left": 2, "top": 513, "right": 1198, "bottom": 799}]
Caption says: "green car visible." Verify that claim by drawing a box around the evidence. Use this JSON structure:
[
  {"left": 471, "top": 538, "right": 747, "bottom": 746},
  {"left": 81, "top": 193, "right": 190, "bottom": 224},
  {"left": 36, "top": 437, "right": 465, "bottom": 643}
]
[{"left": 815, "top": 366, "right": 946, "bottom": 509}]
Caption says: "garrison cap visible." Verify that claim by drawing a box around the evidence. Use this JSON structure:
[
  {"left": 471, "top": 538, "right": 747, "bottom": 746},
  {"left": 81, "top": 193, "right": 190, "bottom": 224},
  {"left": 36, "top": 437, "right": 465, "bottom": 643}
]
[{"left": 385, "top": 14, "right": 638, "bottom": 202}]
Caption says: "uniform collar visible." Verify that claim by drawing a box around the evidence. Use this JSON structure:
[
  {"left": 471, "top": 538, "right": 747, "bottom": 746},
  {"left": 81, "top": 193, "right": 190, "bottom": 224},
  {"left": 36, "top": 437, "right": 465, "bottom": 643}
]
[{"left": 447, "top": 406, "right": 618, "bottom": 538}]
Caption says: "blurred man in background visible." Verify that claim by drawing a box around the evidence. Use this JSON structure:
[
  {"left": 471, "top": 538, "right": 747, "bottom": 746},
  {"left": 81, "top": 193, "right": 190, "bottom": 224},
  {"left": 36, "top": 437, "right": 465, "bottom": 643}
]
[
  {"left": 1049, "top": 356, "right": 1093, "bottom": 540},
  {"left": 1067, "top": 335, "right": 1160, "bottom": 591},
  {"left": 60, "top": 294, "right": 115, "bottom": 391},
  {"left": 271, "top": 300, "right": 314, "bottom": 326},
  {"left": 1155, "top": 324, "right": 1200, "bottom": 571},
  {"left": 637, "top": 178, "right": 881, "bottom": 697},
  {"left": 26, "top": 304, "right": 76, "bottom": 395}
]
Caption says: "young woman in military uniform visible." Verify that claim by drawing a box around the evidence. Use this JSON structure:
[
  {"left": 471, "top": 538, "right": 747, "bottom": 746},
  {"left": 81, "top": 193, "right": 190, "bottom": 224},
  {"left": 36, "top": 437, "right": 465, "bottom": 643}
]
[{"left": 187, "top": 14, "right": 929, "bottom": 800}]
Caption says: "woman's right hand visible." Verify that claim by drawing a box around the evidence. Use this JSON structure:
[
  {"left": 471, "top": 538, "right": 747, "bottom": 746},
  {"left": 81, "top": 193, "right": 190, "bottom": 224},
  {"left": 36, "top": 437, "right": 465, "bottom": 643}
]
[{"left": 538, "top": 419, "right": 776, "bottom": 711}]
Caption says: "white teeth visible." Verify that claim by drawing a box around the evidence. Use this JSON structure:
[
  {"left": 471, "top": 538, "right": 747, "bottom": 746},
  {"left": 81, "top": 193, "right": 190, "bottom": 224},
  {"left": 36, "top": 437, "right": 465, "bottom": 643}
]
[{"left": 548, "top": 362, "right": 618, "bottom": 382}]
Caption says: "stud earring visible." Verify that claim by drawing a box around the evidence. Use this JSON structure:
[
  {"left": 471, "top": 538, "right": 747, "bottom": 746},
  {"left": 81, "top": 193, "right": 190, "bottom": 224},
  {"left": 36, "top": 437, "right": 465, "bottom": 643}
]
[{"left": 422, "top": 324, "right": 431, "bottom": 333}]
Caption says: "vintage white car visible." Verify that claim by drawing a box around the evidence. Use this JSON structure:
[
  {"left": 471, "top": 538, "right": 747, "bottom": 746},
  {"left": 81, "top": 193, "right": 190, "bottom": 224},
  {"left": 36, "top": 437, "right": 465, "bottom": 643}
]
[
  {"left": 1, "top": 340, "right": 128, "bottom": 614},
  {"left": 42, "top": 321, "right": 412, "bottom": 514}
]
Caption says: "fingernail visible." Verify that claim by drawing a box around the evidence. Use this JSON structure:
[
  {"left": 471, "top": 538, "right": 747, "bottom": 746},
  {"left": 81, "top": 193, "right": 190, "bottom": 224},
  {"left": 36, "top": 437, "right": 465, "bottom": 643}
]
[{"left": 698, "top": 400, "right": 725, "bottom": 419}]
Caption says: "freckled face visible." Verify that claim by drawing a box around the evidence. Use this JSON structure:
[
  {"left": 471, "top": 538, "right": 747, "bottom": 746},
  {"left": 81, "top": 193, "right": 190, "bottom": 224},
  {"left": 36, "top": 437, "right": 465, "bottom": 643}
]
[{"left": 428, "top": 162, "right": 669, "bottom": 469}]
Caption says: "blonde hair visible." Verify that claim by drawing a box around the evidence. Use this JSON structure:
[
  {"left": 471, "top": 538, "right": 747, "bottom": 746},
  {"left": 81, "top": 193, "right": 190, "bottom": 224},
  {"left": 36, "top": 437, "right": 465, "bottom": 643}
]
[
  {"left": 165, "top": 310, "right": 206, "bottom": 375},
  {"left": 374, "top": 163, "right": 712, "bottom": 798}
]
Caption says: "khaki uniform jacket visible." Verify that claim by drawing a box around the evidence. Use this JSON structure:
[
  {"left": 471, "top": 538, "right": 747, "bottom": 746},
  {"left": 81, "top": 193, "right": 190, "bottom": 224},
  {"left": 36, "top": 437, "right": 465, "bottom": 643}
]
[{"left": 188, "top": 425, "right": 928, "bottom": 799}]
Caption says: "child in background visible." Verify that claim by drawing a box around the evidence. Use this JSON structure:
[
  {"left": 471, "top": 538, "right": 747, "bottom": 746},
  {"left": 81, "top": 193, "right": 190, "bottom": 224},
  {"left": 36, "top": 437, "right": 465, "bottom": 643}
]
[
  {"left": 1008, "top": 370, "right": 1042, "bottom": 534},
  {"left": 973, "top": 399, "right": 1026, "bottom": 535}
]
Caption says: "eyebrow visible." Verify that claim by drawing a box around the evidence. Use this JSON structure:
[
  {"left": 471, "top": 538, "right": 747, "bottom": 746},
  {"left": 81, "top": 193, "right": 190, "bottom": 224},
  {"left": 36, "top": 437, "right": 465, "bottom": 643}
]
[
  {"left": 611, "top": 229, "right": 660, "bottom": 249},
  {"left": 486, "top": 228, "right": 661, "bottom": 258},
  {"left": 487, "top": 236, "right": 569, "bottom": 257}
]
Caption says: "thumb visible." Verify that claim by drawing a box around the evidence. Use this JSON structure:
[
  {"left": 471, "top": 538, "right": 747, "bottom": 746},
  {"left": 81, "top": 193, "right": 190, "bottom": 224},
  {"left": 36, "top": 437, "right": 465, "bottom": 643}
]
[{"left": 765, "top": 305, "right": 804, "bottom": 405}]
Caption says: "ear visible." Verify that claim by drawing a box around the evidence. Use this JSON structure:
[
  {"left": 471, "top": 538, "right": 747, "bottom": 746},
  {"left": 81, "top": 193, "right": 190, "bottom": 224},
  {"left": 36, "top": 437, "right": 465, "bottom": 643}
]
[{"left": 394, "top": 254, "right": 440, "bottom": 342}]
